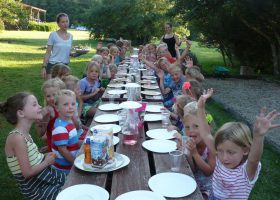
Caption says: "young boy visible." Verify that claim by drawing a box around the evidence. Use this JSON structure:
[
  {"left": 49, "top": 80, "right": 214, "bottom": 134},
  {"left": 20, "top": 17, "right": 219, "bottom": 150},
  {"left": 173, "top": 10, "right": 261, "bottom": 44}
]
[{"left": 52, "top": 89, "right": 80, "bottom": 173}]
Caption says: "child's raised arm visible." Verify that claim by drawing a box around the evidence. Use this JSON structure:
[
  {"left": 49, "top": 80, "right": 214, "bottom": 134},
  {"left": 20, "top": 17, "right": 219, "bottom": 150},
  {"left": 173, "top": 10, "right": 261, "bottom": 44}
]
[
  {"left": 197, "top": 88, "right": 216, "bottom": 155},
  {"left": 247, "top": 108, "right": 280, "bottom": 181}
]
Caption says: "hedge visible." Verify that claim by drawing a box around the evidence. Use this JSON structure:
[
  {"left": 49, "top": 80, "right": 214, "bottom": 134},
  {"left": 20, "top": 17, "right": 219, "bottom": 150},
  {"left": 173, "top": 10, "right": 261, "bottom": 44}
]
[
  {"left": 0, "top": 19, "right": 4, "bottom": 31},
  {"left": 28, "top": 21, "right": 58, "bottom": 32}
]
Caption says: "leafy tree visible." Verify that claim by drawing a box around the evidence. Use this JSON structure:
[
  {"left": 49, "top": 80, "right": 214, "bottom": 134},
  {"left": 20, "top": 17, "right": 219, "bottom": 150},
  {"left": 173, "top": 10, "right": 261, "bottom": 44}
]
[
  {"left": 0, "top": 0, "right": 29, "bottom": 30},
  {"left": 86, "top": 0, "right": 169, "bottom": 45},
  {"left": 170, "top": 0, "right": 280, "bottom": 75}
]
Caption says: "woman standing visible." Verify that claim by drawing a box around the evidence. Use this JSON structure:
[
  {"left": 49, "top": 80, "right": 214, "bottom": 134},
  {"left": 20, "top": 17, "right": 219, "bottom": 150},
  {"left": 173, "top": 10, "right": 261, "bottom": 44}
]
[
  {"left": 160, "top": 22, "right": 181, "bottom": 58},
  {"left": 41, "top": 13, "right": 73, "bottom": 79}
]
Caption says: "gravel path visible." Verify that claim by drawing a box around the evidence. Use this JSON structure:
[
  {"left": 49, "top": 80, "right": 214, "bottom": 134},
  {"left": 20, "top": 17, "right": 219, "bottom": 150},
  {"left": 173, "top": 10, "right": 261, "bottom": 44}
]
[{"left": 204, "top": 78, "right": 280, "bottom": 152}]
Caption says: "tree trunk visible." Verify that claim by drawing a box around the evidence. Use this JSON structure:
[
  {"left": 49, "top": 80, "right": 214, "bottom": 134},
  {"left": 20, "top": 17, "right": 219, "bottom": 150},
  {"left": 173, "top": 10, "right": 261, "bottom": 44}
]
[
  {"left": 220, "top": 47, "right": 227, "bottom": 66},
  {"left": 270, "top": 42, "right": 279, "bottom": 75}
]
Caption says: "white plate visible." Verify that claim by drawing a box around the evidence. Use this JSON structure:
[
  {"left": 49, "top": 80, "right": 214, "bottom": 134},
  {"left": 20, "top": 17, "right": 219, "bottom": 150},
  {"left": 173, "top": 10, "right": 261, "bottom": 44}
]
[
  {"left": 140, "top": 80, "right": 156, "bottom": 84},
  {"left": 146, "top": 105, "right": 164, "bottom": 113},
  {"left": 116, "top": 190, "right": 166, "bottom": 200},
  {"left": 146, "top": 129, "right": 176, "bottom": 140},
  {"left": 107, "top": 83, "right": 125, "bottom": 88},
  {"left": 141, "top": 91, "right": 161, "bottom": 96},
  {"left": 98, "top": 103, "right": 121, "bottom": 111},
  {"left": 141, "top": 85, "right": 159, "bottom": 90},
  {"left": 142, "top": 139, "right": 177, "bottom": 153},
  {"left": 91, "top": 124, "right": 121, "bottom": 134},
  {"left": 119, "top": 101, "right": 142, "bottom": 109},
  {"left": 116, "top": 73, "right": 130, "bottom": 77},
  {"left": 107, "top": 90, "right": 127, "bottom": 95},
  {"left": 144, "top": 114, "right": 162, "bottom": 122},
  {"left": 113, "top": 136, "right": 120, "bottom": 145},
  {"left": 113, "top": 78, "right": 130, "bottom": 82},
  {"left": 74, "top": 152, "right": 130, "bottom": 173},
  {"left": 148, "top": 173, "right": 197, "bottom": 198},
  {"left": 57, "top": 184, "right": 109, "bottom": 200},
  {"left": 142, "top": 75, "right": 156, "bottom": 79},
  {"left": 125, "top": 83, "right": 141, "bottom": 88},
  {"left": 94, "top": 114, "right": 120, "bottom": 123}
]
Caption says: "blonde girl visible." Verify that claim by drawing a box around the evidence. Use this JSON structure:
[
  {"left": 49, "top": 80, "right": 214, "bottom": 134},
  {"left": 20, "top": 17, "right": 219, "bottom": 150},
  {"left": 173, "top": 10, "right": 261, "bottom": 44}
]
[
  {"left": 38, "top": 78, "right": 65, "bottom": 152},
  {"left": 182, "top": 80, "right": 203, "bottom": 100},
  {"left": 51, "top": 63, "right": 71, "bottom": 79},
  {"left": 168, "top": 95, "right": 194, "bottom": 133},
  {"left": 198, "top": 89, "right": 280, "bottom": 199},
  {"left": 1, "top": 92, "right": 65, "bottom": 199},
  {"left": 109, "top": 46, "right": 120, "bottom": 64},
  {"left": 185, "top": 66, "right": 204, "bottom": 82},
  {"left": 183, "top": 101, "right": 216, "bottom": 199},
  {"left": 92, "top": 54, "right": 110, "bottom": 78},
  {"left": 80, "top": 62, "right": 104, "bottom": 118}
]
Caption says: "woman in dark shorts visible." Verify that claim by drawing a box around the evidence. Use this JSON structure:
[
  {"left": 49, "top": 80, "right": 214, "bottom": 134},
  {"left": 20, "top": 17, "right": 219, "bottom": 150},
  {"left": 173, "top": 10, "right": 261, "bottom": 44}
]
[{"left": 41, "top": 13, "right": 73, "bottom": 79}]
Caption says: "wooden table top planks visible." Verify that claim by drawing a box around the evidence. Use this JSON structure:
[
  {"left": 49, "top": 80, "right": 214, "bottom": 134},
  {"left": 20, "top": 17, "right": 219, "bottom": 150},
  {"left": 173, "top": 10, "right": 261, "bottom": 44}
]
[{"left": 62, "top": 100, "right": 203, "bottom": 200}]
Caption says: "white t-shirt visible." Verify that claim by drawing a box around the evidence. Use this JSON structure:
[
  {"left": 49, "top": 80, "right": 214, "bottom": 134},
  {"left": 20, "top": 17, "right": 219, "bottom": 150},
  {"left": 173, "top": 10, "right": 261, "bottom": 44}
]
[
  {"left": 47, "top": 31, "right": 73, "bottom": 64},
  {"left": 213, "top": 159, "right": 261, "bottom": 200}
]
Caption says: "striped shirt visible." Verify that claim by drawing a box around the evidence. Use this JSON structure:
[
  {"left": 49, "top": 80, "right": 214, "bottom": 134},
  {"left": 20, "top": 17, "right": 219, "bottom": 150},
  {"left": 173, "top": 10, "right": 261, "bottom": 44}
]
[
  {"left": 52, "top": 118, "right": 79, "bottom": 171},
  {"left": 213, "top": 159, "right": 261, "bottom": 200}
]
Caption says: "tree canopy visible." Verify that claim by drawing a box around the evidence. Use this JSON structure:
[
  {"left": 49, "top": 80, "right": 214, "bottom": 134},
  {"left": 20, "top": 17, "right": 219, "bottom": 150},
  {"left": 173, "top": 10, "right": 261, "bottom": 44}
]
[
  {"left": 170, "top": 0, "right": 280, "bottom": 75},
  {"left": 86, "top": 0, "right": 170, "bottom": 45}
]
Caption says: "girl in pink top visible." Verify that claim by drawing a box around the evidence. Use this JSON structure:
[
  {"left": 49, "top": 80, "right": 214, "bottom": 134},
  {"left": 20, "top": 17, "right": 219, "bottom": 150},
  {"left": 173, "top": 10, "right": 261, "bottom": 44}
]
[{"left": 198, "top": 89, "right": 280, "bottom": 200}]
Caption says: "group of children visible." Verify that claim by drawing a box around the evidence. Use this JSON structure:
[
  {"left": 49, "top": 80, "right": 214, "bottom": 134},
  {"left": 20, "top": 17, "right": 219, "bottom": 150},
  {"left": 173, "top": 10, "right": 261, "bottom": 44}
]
[{"left": 1, "top": 39, "right": 280, "bottom": 200}]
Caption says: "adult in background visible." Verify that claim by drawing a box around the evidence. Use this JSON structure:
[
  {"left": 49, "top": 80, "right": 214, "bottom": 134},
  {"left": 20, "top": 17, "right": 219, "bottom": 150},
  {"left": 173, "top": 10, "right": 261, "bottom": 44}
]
[
  {"left": 160, "top": 22, "right": 181, "bottom": 58},
  {"left": 41, "top": 13, "right": 73, "bottom": 79}
]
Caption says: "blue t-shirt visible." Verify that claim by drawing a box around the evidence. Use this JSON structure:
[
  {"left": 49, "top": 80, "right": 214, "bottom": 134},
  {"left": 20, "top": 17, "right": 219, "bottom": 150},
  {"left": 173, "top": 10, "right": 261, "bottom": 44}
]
[
  {"left": 80, "top": 77, "right": 100, "bottom": 104},
  {"left": 169, "top": 76, "right": 186, "bottom": 96}
]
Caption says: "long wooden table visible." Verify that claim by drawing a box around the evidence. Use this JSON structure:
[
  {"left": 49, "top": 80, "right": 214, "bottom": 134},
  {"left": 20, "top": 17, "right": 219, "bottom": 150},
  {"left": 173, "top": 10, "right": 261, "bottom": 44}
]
[{"left": 62, "top": 101, "right": 203, "bottom": 200}]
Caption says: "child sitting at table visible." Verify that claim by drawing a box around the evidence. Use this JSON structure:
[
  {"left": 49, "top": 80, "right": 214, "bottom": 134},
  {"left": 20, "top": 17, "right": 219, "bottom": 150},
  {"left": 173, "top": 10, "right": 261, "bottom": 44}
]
[
  {"left": 182, "top": 80, "right": 203, "bottom": 100},
  {"left": 109, "top": 46, "right": 121, "bottom": 65},
  {"left": 80, "top": 61, "right": 104, "bottom": 118},
  {"left": 37, "top": 78, "right": 66, "bottom": 152},
  {"left": 92, "top": 54, "right": 110, "bottom": 78},
  {"left": 168, "top": 95, "right": 194, "bottom": 134},
  {"left": 63, "top": 75, "right": 88, "bottom": 140},
  {"left": 52, "top": 89, "right": 80, "bottom": 174},
  {"left": 108, "top": 64, "right": 117, "bottom": 80},
  {"left": 182, "top": 101, "right": 216, "bottom": 199},
  {"left": 1, "top": 92, "right": 66, "bottom": 199},
  {"left": 51, "top": 63, "right": 71, "bottom": 79},
  {"left": 185, "top": 66, "right": 204, "bottom": 82},
  {"left": 161, "top": 64, "right": 186, "bottom": 109},
  {"left": 197, "top": 89, "right": 280, "bottom": 199}
]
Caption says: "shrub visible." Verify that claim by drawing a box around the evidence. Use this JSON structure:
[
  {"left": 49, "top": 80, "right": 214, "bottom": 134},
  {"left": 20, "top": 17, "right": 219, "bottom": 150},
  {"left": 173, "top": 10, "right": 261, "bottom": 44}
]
[{"left": 27, "top": 21, "right": 58, "bottom": 32}]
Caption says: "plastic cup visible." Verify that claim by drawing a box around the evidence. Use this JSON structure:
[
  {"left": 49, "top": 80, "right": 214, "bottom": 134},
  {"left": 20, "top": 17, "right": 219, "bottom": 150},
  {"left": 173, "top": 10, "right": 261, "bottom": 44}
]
[
  {"left": 161, "top": 108, "right": 170, "bottom": 128},
  {"left": 169, "top": 150, "right": 183, "bottom": 172},
  {"left": 181, "top": 136, "right": 189, "bottom": 155}
]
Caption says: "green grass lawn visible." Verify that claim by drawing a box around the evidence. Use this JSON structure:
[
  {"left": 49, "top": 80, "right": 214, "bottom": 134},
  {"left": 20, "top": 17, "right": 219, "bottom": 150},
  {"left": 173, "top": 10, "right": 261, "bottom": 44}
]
[{"left": 0, "top": 31, "right": 279, "bottom": 199}]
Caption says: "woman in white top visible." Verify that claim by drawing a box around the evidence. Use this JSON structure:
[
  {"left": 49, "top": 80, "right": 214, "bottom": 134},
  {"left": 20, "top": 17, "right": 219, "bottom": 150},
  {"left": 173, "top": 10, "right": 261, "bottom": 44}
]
[{"left": 41, "top": 13, "right": 73, "bottom": 79}]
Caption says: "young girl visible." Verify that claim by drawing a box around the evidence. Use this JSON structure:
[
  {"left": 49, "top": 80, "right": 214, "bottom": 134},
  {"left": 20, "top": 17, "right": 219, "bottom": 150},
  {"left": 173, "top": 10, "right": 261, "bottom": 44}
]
[
  {"left": 109, "top": 46, "right": 121, "bottom": 64},
  {"left": 52, "top": 90, "right": 80, "bottom": 173},
  {"left": 51, "top": 63, "right": 71, "bottom": 79},
  {"left": 182, "top": 80, "right": 203, "bottom": 100},
  {"left": 168, "top": 95, "right": 194, "bottom": 133},
  {"left": 185, "top": 66, "right": 204, "bottom": 82},
  {"left": 198, "top": 89, "right": 280, "bottom": 199},
  {"left": 80, "top": 62, "right": 104, "bottom": 118},
  {"left": 182, "top": 101, "right": 216, "bottom": 199},
  {"left": 37, "top": 78, "right": 66, "bottom": 152},
  {"left": 1, "top": 92, "right": 66, "bottom": 199}
]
